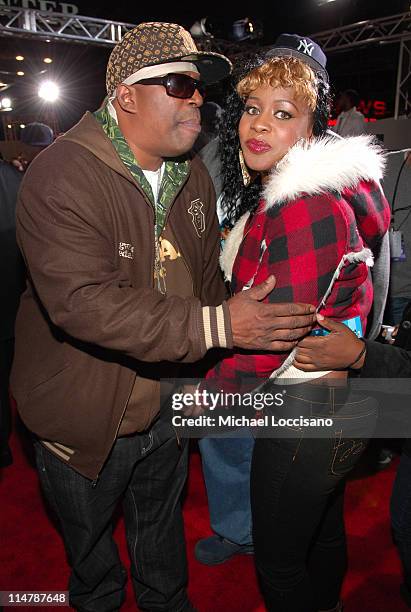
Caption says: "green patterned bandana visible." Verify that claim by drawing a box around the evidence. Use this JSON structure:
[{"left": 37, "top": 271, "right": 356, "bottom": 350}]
[{"left": 94, "top": 101, "right": 190, "bottom": 237}]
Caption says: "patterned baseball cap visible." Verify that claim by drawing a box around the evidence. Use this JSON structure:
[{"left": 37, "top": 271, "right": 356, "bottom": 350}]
[
  {"left": 106, "top": 22, "right": 232, "bottom": 96},
  {"left": 264, "top": 33, "right": 328, "bottom": 82}
]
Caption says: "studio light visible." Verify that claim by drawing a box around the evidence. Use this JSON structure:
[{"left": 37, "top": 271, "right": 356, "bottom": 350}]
[
  {"left": 190, "top": 17, "right": 226, "bottom": 39},
  {"left": 190, "top": 18, "right": 210, "bottom": 38},
  {"left": 1, "top": 97, "right": 12, "bottom": 109},
  {"left": 38, "top": 80, "right": 60, "bottom": 102}
]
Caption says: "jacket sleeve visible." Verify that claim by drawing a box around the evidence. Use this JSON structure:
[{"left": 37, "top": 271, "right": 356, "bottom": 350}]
[
  {"left": 343, "top": 179, "right": 391, "bottom": 252},
  {"left": 199, "top": 159, "right": 229, "bottom": 303},
  {"left": 362, "top": 341, "right": 411, "bottom": 378},
  {"left": 192, "top": 155, "right": 232, "bottom": 351},
  {"left": 16, "top": 158, "right": 231, "bottom": 364}
]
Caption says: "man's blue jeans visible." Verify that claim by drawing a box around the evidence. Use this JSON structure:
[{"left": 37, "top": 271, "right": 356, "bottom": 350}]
[
  {"left": 198, "top": 433, "right": 254, "bottom": 546},
  {"left": 34, "top": 418, "right": 189, "bottom": 612}
]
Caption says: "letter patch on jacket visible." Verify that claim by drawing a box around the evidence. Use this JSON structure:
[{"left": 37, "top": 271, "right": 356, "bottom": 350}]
[
  {"left": 119, "top": 242, "right": 134, "bottom": 259},
  {"left": 188, "top": 199, "right": 205, "bottom": 238},
  {"left": 159, "top": 237, "right": 181, "bottom": 261}
]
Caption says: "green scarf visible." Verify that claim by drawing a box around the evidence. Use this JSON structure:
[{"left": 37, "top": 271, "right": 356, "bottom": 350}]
[{"left": 94, "top": 102, "right": 190, "bottom": 237}]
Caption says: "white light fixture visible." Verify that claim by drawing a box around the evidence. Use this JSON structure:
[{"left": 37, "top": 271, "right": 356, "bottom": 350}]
[
  {"left": 43, "top": 57, "right": 53, "bottom": 64},
  {"left": 16, "top": 55, "right": 24, "bottom": 61},
  {"left": 7, "top": 124, "right": 12, "bottom": 128},
  {"left": 1, "top": 97, "right": 11, "bottom": 109},
  {"left": 17, "top": 71, "right": 25, "bottom": 76},
  {"left": 20, "top": 123, "right": 25, "bottom": 129},
  {"left": 38, "top": 80, "right": 60, "bottom": 102}
]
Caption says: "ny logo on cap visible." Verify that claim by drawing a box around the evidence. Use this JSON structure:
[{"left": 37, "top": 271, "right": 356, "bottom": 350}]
[{"left": 297, "top": 39, "right": 314, "bottom": 57}]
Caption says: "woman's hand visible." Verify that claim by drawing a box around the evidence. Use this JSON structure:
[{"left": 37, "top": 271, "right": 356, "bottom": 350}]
[{"left": 294, "top": 314, "right": 366, "bottom": 371}]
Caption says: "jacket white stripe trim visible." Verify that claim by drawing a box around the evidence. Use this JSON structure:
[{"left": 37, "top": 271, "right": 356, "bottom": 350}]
[
  {"left": 220, "top": 212, "right": 249, "bottom": 281},
  {"left": 216, "top": 305, "right": 227, "bottom": 348},
  {"left": 317, "top": 247, "right": 374, "bottom": 311},
  {"left": 42, "top": 441, "right": 71, "bottom": 461},
  {"left": 203, "top": 306, "right": 213, "bottom": 350}
]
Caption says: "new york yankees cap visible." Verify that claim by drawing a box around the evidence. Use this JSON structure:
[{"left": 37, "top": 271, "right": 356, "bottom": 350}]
[{"left": 265, "top": 33, "right": 328, "bottom": 81}]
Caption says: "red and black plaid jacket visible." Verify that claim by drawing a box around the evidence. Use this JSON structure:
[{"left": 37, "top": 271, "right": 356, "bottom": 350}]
[{"left": 207, "top": 136, "right": 390, "bottom": 389}]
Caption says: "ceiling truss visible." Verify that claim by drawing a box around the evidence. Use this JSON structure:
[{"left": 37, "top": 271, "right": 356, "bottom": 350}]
[{"left": 0, "top": 7, "right": 410, "bottom": 117}]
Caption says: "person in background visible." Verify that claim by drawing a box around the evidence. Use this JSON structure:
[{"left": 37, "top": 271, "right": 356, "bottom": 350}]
[
  {"left": 192, "top": 100, "right": 222, "bottom": 153},
  {"left": 334, "top": 88, "right": 367, "bottom": 137},
  {"left": 11, "top": 22, "right": 316, "bottom": 612},
  {"left": 0, "top": 160, "right": 24, "bottom": 467},
  {"left": 195, "top": 132, "right": 254, "bottom": 565},
  {"left": 10, "top": 155, "right": 28, "bottom": 173},
  {"left": 0, "top": 122, "right": 53, "bottom": 468},
  {"left": 11, "top": 122, "right": 54, "bottom": 172},
  {"left": 376, "top": 150, "right": 411, "bottom": 468},
  {"left": 295, "top": 305, "right": 411, "bottom": 609},
  {"left": 384, "top": 151, "right": 411, "bottom": 324}
]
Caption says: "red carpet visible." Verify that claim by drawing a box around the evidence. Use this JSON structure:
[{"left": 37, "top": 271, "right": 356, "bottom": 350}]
[{"left": 0, "top": 416, "right": 409, "bottom": 612}]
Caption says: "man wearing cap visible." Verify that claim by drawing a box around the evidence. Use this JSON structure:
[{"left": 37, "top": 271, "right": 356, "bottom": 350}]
[
  {"left": 11, "top": 122, "right": 54, "bottom": 171},
  {"left": 11, "top": 22, "right": 315, "bottom": 612}
]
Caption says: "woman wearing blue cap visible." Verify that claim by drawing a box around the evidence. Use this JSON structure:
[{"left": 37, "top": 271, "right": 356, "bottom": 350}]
[{"left": 203, "top": 34, "right": 390, "bottom": 611}]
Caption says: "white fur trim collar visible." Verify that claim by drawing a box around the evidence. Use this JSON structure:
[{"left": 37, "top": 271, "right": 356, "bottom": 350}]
[
  {"left": 220, "top": 212, "right": 249, "bottom": 281},
  {"left": 263, "top": 135, "right": 385, "bottom": 210}
]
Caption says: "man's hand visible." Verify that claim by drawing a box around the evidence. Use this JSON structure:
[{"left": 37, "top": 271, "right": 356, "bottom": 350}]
[
  {"left": 180, "top": 384, "right": 204, "bottom": 418},
  {"left": 294, "top": 314, "right": 366, "bottom": 371},
  {"left": 227, "top": 275, "right": 315, "bottom": 351}
]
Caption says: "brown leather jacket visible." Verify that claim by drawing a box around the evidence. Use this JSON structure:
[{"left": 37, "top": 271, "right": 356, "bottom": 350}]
[{"left": 11, "top": 112, "right": 231, "bottom": 479}]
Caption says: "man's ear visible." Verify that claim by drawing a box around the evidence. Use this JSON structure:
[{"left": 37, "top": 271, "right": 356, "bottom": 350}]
[{"left": 115, "top": 84, "right": 138, "bottom": 113}]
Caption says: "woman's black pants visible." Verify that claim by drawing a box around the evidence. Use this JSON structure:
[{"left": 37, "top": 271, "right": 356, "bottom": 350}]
[{"left": 251, "top": 383, "right": 377, "bottom": 612}]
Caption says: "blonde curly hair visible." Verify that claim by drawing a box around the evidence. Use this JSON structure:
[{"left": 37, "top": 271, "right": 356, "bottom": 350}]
[{"left": 237, "top": 56, "right": 318, "bottom": 112}]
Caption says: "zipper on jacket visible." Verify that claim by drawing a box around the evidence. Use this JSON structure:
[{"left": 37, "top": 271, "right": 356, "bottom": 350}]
[
  {"left": 153, "top": 167, "right": 193, "bottom": 295},
  {"left": 129, "top": 162, "right": 192, "bottom": 292},
  {"left": 162, "top": 173, "right": 200, "bottom": 298},
  {"left": 174, "top": 425, "right": 181, "bottom": 448}
]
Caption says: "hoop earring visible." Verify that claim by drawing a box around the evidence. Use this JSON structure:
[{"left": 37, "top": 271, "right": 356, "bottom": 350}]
[{"left": 239, "top": 149, "right": 251, "bottom": 187}]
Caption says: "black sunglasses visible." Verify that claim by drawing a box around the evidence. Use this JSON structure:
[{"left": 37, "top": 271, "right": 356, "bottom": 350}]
[{"left": 137, "top": 73, "right": 206, "bottom": 99}]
